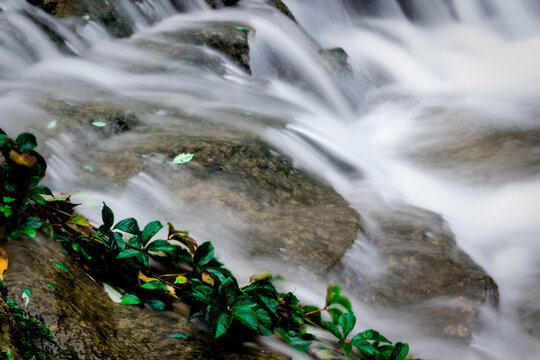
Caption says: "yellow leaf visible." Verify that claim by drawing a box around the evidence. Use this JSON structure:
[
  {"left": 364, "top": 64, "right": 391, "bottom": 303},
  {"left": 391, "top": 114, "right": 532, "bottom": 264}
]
[
  {"left": 9, "top": 150, "right": 37, "bottom": 167},
  {"left": 174, "top": 275, "right": 188, "bottom": 284},
  {"left": 138, "top": 271, "right": 160, "bottom": 284},
  {"left": 166, "top": 284, "right": 178, "bottom": 298},
  {"left": 250, "top": 271, "right": 273, "bottom": 282},
  {"left": 0, "top": 247, "right": 8, "bottom": 280},
  {"left": 202, "top": 272, "right": 215, "bottom": 286},
  {"left": 67, "top": 215, "right": 93, "bottom": 228}
]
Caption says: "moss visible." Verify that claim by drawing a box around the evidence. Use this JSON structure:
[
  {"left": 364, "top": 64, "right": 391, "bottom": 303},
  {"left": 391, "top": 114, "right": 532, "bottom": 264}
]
[{"left": 0, "top": 283, "right": 55, "bottom": 360}]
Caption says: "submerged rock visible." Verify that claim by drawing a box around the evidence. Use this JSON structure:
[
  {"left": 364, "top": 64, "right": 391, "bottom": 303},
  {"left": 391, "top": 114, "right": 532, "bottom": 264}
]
[
  {"left": 340, "top": 205, "right": 499, "bottom": 340},
  {"left": 163, "top": 22, "right": 252, "bottom": 73},
  {"left": 0, "top": 235, "right": 289, "bottom": 359}
]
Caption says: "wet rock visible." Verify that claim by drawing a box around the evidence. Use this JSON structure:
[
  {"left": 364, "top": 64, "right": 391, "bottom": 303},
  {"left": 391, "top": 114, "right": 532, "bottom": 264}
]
[
  {"left": 26, "top": 0, "right": 133, "bottom": 38},
  {"left": 0, "top": 236, "right": 289, "bottom": 359},
  {"left": 266, "top": 0, "right": 296, "bottom": 22},
  {"left": 340, "top": 205, "right": 499, "bottom": 340},
  {"left": 163, "top": 22, "right": 252, "bottom": 73},
  {"left": 85, "top": 124, "right": 361, "bottom": 274}
]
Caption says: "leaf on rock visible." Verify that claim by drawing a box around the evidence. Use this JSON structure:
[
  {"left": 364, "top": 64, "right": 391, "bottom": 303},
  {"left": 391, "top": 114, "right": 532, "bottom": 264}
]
[
  {"left": 171, "top": 153, "right": 194, "bottom": 164},
  {"left": 54, "top": 261, "right": 70, "bottom": 274}
]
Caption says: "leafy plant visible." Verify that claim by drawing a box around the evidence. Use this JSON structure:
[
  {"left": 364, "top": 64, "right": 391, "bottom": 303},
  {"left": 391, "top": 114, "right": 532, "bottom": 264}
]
[
  {"left": 0, "top": 130, "right": 52, "bottom": 238},
  {"left": 0, "top": 129, "right": 420, "bottom": 360}
]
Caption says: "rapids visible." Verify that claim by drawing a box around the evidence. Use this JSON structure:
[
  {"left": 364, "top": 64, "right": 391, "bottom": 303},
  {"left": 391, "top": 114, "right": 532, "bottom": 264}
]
[{"left": 1, "top": 0, "right": 539, "bottom": 359}]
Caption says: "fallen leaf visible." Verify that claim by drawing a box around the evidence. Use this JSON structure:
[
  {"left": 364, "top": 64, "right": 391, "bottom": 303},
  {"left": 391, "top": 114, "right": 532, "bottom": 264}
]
[
  {"left": 103, "top": 283, "right": 123, "bottom": 303},
  {"left": 54, "top": 261, "right": 70, "bottom": 274},
  {"left": 170, "top": 333, "right": 187, "bottom": 340},
  {"left": 91, "top": 121, "right": 107, "bottom": 127},
  {"left": 83, "top": 165, "right": 94, "bottom": 173},
  {"left": 46, "top": 281, "right": 57, "bottom": 290},
  {"left": 22, "top": 288, "right": 31, "bottom": 306},
  {"left": 0, "top": 247, "right": 7, "bottom": 280},
  {"left": 47, "top": 120, "right": 57, "bottom": 129},
  {"left": 171, "top": 153, "right": 194, "bottom": 164}
]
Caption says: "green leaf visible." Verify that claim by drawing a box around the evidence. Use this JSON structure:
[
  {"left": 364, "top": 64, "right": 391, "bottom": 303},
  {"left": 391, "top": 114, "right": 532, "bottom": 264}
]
[
  {"left": 127, "top": 235, "right": 142, "bottom": 249},
  {"left": 83, "top": 164, "right": 94, "bottom": 173},
  {"left": 18, "top": 225, "right": 36, "bottom": 239},
  {"left": 141, "top": 280, "right": 168, "bottom": 292},
  {"left": 16, "top": 133, "right": 37, "bottom": 152},
  {"left": 25, "top": 217, "right": 44, "bottom": 229},
  {"left": 354, "top": 329, "right": 392, "bottom": 344},
  {"left": 114, "top": 218, "right": 140, "bottom": 235},
  {"left": 323, "top": 320, "right": 342, "bottom": 340},
  {"left": 117, "top": 249, "right": 140, "bottom": 259},
  {"left": 339, "top": 312, "right": 356, "bottom": 338},
  {"left": 259, "top": 295, "right": 279, "bottom": 316},
  {"left": 191, "top": 285, "right": 214, "bottom": 304},
  {"left": 219, "top": 277, "right": 237, "bottom": 307},
  {"left": 30, "top": 186, "right": 53, "bottom": 197},
  {"left": 389, "top": 342, "right": 409, "bottom": 360},
  {"left": 111, "top": 232, "right": 126, "bottom": 250},
  {"left": 339, "top": 339, "right": 353, "bottom": 356},
  {"left": 351, "top": 338, "right": 378, "bottom": 356},
  {"left": 232, "top": 304, "right": 258, "bottom": 331},
  {"left": 148, "top": 299, "right": 166, "bottom": 311},
  {"left": 174, "top": 275, "right": 188, "bottom": 284},
  {"left": 172, "top": 153, "right": 194, "bottom": 164},
  {"left": 2, "top": 197, "right": 15, "bottom": 203},
  {"left": 92, "top": 121, "right": 107, "bottom": 127},
  {"left": 120, "top": 294, "right": 142, "bottom": 305},
  {"left": 215, "top": 312, "right": 232, "bottom": 338},
  {"left": 146, "top": 240, "right": 174, "bottom": 253},
  {"left": 136, "top": 252, "right": 149, "bottom": 269},
  {"left": 45, "top": 282, "right": 57, "bottom": 290},
  {"left": 54, "top": 261, "right": 70, "bottom": 273},
  {"left": 236, "top": 26, "right": 248, "bottom": 31},
  {"left": 169, "top": 333, "right": 187, "bottom": 340},
  {"left": 101, "top": 203, "right": 114, "bottom": 231},
  {"left": 193, "top": 241, "right": 214, "bottom": 268},
  {"left": 141, "top": 221, "right": 163, "bottom": 245}
]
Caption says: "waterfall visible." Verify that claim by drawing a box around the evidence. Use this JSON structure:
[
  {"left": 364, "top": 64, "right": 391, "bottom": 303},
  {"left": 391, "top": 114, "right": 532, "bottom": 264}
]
[{"left": 1, "top": 0, "right": 539, "bottom": 359}]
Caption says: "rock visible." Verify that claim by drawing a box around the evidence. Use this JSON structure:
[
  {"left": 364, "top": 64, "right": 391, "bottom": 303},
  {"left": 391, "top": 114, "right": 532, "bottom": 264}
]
[
  {"left": 266, "top": 0, "right": 296, "bottom": 22},
  {"left": 339, "top": 205, "right": 499, "bottom": 340},
  {"left": 0, "top": 236, "right": 289, "bottom": 359},
  {"left": 162, "top": 22, "right": 252, "bottom": 73},
  {"left": 26, "top": 0, "right": 133, "bottom": 38}
]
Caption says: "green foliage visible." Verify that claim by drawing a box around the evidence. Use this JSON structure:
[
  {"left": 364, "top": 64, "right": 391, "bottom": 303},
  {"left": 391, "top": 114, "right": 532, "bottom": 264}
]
[
  {"left": 0, "top": 284, "right": 54, "bottom": 360},
  {"left": 0, "top": 130, "right": 52, "bottom": 238},
  {"left": 0, "top": 129, "right": 419, "bottom": 360}
]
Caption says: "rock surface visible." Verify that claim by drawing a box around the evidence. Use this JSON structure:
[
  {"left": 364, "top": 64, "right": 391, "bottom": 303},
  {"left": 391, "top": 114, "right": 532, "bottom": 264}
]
[
  {"left": 0, "top": 236, "right": 289, "bottom": 360},
  {"left": 340, "top": 204, "right": 499, "bottom": 339}
]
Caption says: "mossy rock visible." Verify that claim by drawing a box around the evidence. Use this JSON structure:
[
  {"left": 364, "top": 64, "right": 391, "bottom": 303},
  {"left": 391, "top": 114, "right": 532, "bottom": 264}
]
[
  {"left": 266, "top": 0, "right": 296, "bottom": 22},
  {"left": 0, "top": 237, "right": 289, "bottom": 359}
]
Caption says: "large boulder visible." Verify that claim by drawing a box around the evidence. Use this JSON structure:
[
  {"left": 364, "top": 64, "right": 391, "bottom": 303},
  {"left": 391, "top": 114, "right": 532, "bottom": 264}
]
[{"left": 339, "top": 204, "right": 499, "bottom": 339}]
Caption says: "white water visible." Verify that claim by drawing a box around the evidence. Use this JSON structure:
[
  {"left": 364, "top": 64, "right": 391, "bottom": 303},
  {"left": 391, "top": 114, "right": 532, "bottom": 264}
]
[{"left": 1, "top": 0, "right": 539, "bottom": 359}]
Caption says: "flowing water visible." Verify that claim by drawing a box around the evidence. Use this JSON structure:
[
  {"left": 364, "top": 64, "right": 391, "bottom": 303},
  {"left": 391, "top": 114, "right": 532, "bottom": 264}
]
[{"left": 1, "top": 0, "right": 539, "bottom": 359}]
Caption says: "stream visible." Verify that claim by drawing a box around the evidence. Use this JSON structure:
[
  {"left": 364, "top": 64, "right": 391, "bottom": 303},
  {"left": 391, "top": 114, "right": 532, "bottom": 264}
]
[{"left": 1, "top": 0, "right": 539, "bottom": 359}]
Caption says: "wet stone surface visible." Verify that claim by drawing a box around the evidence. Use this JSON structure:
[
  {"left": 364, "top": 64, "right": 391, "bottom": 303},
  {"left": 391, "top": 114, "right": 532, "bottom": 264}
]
[{"left": 0, "top": 236, "right": 289, "bottom": 360}]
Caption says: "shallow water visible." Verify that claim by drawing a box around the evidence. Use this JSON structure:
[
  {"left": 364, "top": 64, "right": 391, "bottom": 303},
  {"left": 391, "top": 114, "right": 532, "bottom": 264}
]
[{"left": 1, "top": 0, "right": 539, "bottom": 359}]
